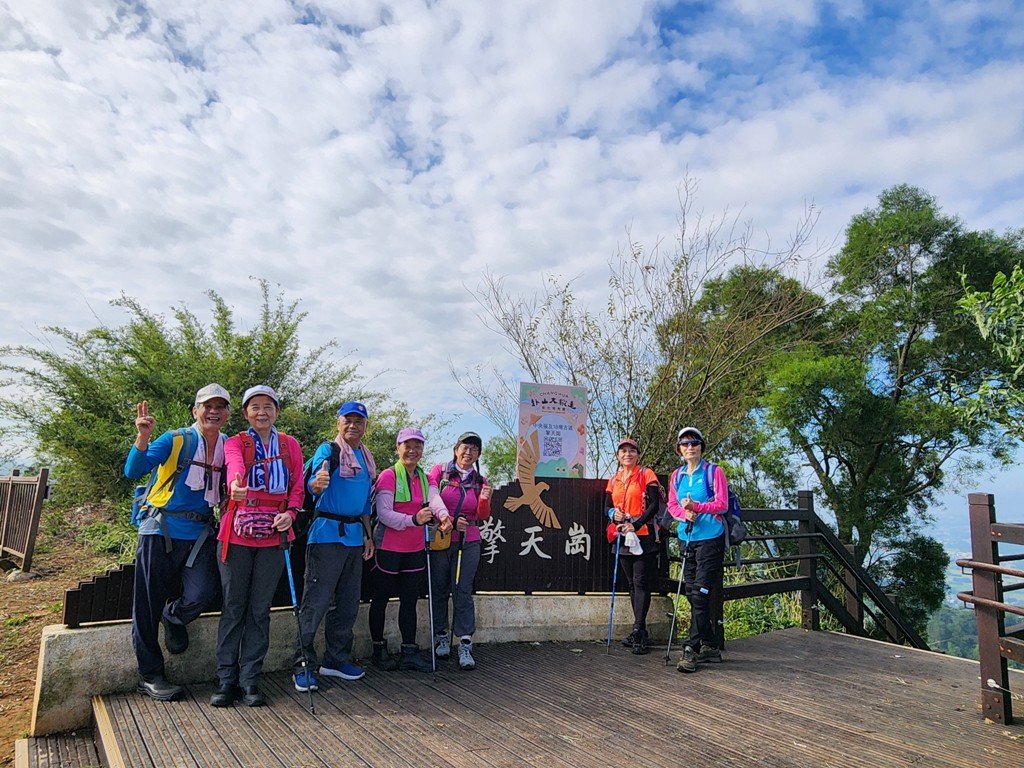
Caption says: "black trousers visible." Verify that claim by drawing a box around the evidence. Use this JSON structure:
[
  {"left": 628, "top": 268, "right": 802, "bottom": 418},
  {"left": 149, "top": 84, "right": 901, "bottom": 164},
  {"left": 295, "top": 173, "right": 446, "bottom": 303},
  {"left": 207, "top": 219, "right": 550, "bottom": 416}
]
[
  {"left": 368, "top": 549, "right": 426, "bottom": 646},
  {"left": 617, "top": 550, "right": 656, "bottom": 633},
  {"left": 683, "top": 536, "right": 725, "bottom": 650}
]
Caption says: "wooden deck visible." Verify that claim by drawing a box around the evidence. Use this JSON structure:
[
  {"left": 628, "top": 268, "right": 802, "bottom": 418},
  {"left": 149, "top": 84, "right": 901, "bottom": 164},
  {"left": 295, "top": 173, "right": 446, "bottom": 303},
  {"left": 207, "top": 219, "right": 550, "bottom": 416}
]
[{"left": 19, "top": 629, "right": 1024, "bottom": 767}]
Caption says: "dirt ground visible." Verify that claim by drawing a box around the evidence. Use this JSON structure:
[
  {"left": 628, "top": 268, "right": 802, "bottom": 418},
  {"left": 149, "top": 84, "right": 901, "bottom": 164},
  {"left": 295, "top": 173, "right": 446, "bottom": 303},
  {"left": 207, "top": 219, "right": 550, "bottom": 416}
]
[{"left": 0, "top": 505, "right": 119, "bottom": 767}]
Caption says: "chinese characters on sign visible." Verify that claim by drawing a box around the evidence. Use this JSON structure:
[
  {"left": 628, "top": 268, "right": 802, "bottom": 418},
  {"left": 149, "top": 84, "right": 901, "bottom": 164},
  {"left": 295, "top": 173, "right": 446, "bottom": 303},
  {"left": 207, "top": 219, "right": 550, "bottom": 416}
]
[{"left": 518, "top": 382, "right": 588, "bottom": 479}]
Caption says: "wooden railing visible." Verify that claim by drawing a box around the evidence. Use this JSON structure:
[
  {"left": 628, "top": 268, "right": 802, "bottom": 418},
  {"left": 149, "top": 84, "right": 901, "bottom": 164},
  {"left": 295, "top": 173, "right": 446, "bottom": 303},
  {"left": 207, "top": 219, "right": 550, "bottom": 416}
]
[
  {"left": 62, "top": 477, "right": 926, "bottom": 652},
  {"left": 955, "top": 492, "right": 1024, "bottom": 725},
  {"left": 0, "top": 468, "right": 49, "bottom": 572}
]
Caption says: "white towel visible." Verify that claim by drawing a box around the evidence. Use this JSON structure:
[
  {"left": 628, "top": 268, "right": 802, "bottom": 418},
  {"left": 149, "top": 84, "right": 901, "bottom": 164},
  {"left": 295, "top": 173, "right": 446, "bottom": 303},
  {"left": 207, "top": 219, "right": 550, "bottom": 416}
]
[
  {"left": 624, "top": 531, "right": 643, "bottom": 555},
  {"left": 184, "top": 427, "right": 225, "bottom": 507}
]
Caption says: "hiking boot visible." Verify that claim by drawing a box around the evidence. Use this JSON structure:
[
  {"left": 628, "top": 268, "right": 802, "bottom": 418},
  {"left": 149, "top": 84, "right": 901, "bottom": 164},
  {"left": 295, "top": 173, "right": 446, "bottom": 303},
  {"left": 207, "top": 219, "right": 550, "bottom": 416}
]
[
  {"left": 621, "top": 630, "right": 639, "bottom": 648},
  {"left": 398, "top": 644, "right": 433, "bottom": 672},
  {"left": 696, "top": 645, "right": 722, "bottom": 664},
  {"left": 293, "top": 670, "right": 319, "bottom": 692},
  {"left": 320, "top": 661, "right": 365, "bottom": 681},
  {"left": 161, "top": 617, "right": 189, "bottom": 655},
  {"left": 458, "top": 639, "right": 476, "bottom": 671},
  {"left": 631, "top": 629, "right": 650, "bottom": 656},
  {"left": 210, "top": 682, "right": 242, "bottom": 707},
  {"left": 372, "top": 641, "right": 398, "bottom": 671},
  {"left": 242, "top": 685, "right": 266, "bottom": 707},
  {"left": 137, "top": 675, "right": 183, "bottom": 702},
  {"left": 676, "top": 646, "right": 698, "bottom": 673},
  {"left": 434, "top": 633, "right": 451, "bottom": 659}
]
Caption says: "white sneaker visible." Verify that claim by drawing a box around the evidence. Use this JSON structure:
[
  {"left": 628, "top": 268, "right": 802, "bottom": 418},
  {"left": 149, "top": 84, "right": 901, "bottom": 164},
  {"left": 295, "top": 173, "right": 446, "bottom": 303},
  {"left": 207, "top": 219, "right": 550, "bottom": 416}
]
[
  {"left": 434, "top": 634, "right": 451, "bottom": 659},
  {"left": 458, "top": 640, "right": 475, "bottom": 670}
]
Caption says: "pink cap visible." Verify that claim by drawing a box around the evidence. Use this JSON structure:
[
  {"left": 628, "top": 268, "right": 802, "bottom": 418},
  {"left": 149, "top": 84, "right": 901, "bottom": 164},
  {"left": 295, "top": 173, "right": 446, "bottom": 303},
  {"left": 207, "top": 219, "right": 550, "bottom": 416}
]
[{"left": 396, "top": 427, "right": 426, "bottom": 446}]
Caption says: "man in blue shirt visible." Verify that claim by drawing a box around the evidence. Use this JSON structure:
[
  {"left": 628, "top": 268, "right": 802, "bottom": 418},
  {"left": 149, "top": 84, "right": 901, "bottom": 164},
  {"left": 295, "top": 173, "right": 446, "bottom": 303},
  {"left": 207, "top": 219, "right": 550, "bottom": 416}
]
[
  {"left": 124, "top": 384, "right": 230, "bottom": 701},
  {"left": 292, "top": 401, "right": 377, "bottom": 692}
]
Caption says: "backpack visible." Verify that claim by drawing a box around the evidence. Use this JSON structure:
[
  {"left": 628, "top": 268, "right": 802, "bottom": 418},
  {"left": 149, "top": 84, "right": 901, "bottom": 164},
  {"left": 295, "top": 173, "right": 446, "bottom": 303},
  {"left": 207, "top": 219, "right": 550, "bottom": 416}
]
[
  {"left": 298, "top": 441, "right": 343, "bottom": 537},
  {"left": 229, "top": 432, "right": 292, "bottom": 540},
  {"left": 130, "top": 428, "right": 198, "bottom": 527},
  {"left": 702, "top": 462, "right": 746, "bottom": 547}
]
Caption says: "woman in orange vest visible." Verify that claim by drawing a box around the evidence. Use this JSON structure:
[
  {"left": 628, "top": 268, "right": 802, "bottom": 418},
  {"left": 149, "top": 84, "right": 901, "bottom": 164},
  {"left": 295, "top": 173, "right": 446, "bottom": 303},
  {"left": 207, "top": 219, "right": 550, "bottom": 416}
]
[{"left": 606, "top": 437, "right": 662, "bottom": 654}]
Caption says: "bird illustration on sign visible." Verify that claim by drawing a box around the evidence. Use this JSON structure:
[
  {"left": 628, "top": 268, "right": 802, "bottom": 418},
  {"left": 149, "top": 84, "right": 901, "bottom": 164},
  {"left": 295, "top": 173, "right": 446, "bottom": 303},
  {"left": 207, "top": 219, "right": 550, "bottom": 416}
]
[{"left": 503, "top": 430, "right": 561, "bottom": 529}]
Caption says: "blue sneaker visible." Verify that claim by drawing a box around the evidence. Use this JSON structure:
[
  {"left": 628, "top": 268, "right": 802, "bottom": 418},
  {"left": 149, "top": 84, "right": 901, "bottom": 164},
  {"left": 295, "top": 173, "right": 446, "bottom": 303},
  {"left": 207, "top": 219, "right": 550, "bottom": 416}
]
[
  {"left": 293, "top": 670, "right": 319, "bottom": 692},
  {"left": 319, "top": 662, "right": 365, "bottom": 681}
]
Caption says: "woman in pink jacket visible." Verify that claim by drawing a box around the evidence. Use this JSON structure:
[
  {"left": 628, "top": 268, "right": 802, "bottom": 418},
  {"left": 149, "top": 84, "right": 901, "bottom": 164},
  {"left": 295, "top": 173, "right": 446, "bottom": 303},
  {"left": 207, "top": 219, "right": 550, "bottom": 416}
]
[{"left": 212, "top": 385, "right": 305, "bottom": 707}]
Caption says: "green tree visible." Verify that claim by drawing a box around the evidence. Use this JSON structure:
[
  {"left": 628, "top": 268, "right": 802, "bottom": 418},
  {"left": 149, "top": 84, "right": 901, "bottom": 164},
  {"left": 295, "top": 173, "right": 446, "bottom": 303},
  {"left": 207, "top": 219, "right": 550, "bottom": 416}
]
[
  {"left": 958, "top": 257, "right": 1024, "bottom": 438},
  {"left": 763, "top": 185, "right": 1020, "bottom": 630},
  {"left": 0, "top": 283, "right": 396, "bottom": 503},
  {"left": 481, "top": 434, "right": 517, "bottom": 486}
]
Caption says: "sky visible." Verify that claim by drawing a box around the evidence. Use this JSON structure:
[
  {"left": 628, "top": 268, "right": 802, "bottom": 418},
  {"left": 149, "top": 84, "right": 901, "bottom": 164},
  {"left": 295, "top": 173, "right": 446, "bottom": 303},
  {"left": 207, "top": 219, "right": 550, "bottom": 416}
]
[{"left": 2, "top": 1, "right": 1023, "bottom": 556}]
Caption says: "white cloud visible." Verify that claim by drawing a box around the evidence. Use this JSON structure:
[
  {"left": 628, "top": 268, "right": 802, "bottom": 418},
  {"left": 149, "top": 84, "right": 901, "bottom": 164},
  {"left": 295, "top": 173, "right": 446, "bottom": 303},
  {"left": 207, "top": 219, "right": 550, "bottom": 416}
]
[{"left": 0, "top": 0, "right": 1021, "bottom": 436}]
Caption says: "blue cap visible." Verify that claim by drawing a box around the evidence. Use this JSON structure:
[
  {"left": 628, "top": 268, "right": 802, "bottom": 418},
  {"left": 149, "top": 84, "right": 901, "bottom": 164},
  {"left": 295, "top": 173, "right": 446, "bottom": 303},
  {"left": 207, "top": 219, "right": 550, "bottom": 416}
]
[{"left": 337, "top": 401, "right": 368, "bottom": 418}]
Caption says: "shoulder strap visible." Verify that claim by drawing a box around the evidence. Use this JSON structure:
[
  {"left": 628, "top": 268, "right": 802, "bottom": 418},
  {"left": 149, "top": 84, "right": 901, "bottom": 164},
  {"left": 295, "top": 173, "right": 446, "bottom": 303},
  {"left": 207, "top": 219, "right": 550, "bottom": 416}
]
[
  {"left": 176, "top": 428, "right": 197, "bottom": 473},
  {"left": 703, "top": 461, "right": 716, "bottom": 499},
  {"left": 238, "top": 432, "right": 256, "bottom": 470},
  {"left": 329, "top": 442, "right": 342, "bottom": 473}
]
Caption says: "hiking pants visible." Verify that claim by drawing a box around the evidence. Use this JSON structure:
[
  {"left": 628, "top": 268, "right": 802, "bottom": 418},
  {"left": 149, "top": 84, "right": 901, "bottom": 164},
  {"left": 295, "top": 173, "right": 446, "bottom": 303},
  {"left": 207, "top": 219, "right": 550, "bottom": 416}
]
[
  {"left": 368, "top": 549, "right": 425, "bottom": 646},
  {"left": 215, "top": 544, "right": 285, "bottom": 687},
  {"left": 294, "top": 543, "right": 363, "bottom": 673},
  {"left": 618, "top": 550, "right": 656, "bottom": 633},
  {"left": 429, "top": 539, "right": 481, "bottom": 638},
  {"left": 132, "top": 533, "right": 218, "bottom": 679},
  {"left": 683, "top": 536, "right": 725, "bottom": 650}
]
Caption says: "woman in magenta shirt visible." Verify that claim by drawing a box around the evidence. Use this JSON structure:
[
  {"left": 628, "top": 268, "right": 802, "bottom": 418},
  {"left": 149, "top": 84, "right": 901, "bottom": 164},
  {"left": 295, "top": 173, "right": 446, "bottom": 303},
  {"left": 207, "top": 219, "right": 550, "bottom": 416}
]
[
  {"left": 369, "top": 427, "right": 451, "bottom": 672},
  {"left": 212, "top": 385, "right": 305, "bottom": 707}
]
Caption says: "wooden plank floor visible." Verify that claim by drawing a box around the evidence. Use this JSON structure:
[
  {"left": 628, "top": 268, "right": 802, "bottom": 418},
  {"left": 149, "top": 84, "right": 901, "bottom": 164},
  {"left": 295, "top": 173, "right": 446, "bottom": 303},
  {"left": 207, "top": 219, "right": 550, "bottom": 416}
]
[
  {"left": 93, "top": 629, "right": 1024, "bottom": 768},
  {"left": 14, "top": 732, "right": 100, "bottom": 768}
]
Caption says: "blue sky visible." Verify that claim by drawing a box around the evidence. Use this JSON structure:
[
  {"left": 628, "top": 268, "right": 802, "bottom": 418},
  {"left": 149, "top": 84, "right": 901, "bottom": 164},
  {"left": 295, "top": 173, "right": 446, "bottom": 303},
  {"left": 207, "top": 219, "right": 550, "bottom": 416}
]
[{"left": 1, "top": 1, "right": 1023, "bottom": 553}]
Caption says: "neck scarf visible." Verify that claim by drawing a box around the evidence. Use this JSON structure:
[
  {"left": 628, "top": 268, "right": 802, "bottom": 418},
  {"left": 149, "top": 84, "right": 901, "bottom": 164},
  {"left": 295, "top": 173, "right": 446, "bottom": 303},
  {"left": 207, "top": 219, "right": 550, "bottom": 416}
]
[
  {"left": 247, "top": 427, "right": 287, "bottom": 493},
  {"left": 184, "top": 425, "right": 226, "bottom": 506},
  {"left": 394, "top": 461, "right": 428, "bottom": 503},
  {"left": 335, "top": 438, "right": 378, "bottom": 480}
]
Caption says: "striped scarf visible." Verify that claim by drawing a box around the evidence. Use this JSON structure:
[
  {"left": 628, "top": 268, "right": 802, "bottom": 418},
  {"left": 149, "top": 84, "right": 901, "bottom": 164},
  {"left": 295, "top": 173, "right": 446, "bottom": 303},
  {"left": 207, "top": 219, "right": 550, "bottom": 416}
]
[{"left": 247, "top": 427, "right": 287, "bottom": 493}]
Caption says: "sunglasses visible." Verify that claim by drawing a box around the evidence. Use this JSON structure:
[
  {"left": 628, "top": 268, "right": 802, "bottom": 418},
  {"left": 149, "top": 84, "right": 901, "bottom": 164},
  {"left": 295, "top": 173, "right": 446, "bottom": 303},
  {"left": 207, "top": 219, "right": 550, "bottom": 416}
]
[{"left": 678, "top": 440, "right": 701, "bottom": 447}]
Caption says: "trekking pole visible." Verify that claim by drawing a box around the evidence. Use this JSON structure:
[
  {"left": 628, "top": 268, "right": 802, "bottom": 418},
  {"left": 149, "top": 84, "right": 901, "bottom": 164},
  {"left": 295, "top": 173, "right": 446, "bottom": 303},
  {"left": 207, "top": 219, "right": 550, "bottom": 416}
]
[
  {"left": 424, "top": 514, "right": 437, "bottom": 673},
  {"left": 664, "top": 518, "right": 693, "bottom": 666},
  {"left": 605, "top": 530, "right": 621, "bottom": 654},
  {"left": 282, "top": 536, "right": 315, "bottom": 714},
  {"left": 450, "top": 510, "right": 465, "bottom": 648}
]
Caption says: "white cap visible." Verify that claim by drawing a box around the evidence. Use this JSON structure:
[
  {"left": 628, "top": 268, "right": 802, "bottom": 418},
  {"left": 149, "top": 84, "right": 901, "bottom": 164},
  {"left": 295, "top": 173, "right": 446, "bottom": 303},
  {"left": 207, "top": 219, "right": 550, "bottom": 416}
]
[
  {"left": 242, "top": 385, "right": 280, "bottom": 408},
  {"left": 194, "top": 383, "right": 230, "bottom": 406}
]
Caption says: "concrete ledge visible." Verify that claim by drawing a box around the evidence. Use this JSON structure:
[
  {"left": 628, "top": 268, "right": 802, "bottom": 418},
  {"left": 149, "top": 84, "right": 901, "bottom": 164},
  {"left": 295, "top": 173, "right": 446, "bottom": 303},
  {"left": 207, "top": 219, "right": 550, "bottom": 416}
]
[{"left": 31, "top": 594, "right": 670, "bottom": 735}]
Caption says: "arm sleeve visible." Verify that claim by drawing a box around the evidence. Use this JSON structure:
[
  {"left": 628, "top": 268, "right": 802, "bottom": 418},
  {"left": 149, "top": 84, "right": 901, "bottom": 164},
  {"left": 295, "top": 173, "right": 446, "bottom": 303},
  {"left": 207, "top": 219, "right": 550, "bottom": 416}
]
[
  {"left": 307, "top": 443, "right": 331, "bottom": 495},
  {"left": 633, "top": 480, "right": 661, "bottom": 529},
  {"left": 605, "top": 491, "right": 616, "bottom": 520},
  {"left": 476, "top": 476, "right": 491, "bottom": 521},
  {"left": 124, "top": 431, "right": 174, "bottom": 479},
  {"left": 427, "top": 484, "right": 450, "bottom": 521},
  {"left": 224, "top": 436, "right": 246, "bottom": 489},
  {"left": 374, "top": 470, "right": 413, "bottom": 530},
  {"left": 667, "top": 469, "right": 687, "bottom": 521},
  {"left": 693, "top": 466, "right": 729, "bottom": 515},
  {"left": 285, "top": 436, "right": 305, "bottom": 513}
]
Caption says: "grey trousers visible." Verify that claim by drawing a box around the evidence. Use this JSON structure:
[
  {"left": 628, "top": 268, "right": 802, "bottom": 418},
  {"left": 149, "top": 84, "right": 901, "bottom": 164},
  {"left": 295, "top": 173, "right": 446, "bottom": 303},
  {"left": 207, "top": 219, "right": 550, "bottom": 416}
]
[
  {"left": 294, "top": 543, "right": 363, "bottom": 673},
  {"left": 215, "top": 544, "right": 284, "bottom": 687},
  {"left": 429, "top": 539, "right": 481, "bottom": 638}
]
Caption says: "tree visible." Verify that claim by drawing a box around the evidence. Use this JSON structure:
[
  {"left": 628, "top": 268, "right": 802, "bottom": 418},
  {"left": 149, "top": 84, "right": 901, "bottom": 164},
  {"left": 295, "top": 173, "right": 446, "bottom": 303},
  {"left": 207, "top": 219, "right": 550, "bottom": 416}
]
[
  {"left": 456, "top": 178, "right": 829, "bottom": 476},
  {"left": 0, "top": 283, "right": 403, "bottom": 503},
  {"left": 958, "top": 256, "right": 1024, "bottom": 439},
  {"left": 481, "top": 434, "right": 517, "bottom": 486},
  {"left": 762, "top": 184, "right": 1021, "bottom": 630}
]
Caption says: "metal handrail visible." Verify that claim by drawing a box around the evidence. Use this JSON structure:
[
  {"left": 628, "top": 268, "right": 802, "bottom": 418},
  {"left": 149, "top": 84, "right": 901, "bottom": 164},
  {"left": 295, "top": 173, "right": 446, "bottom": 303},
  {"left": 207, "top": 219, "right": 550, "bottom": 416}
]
[
  {"left": 956, "top": 558, "right": 1024, "bottom": 580},
  {"left": 957, "top": 590, "right": 1024, "bottom": 619}
]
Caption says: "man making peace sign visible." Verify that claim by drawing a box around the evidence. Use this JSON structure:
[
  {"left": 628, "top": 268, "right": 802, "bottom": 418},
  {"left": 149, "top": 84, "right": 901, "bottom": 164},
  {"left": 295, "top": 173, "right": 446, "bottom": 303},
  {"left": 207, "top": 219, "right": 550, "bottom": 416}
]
[{"left": 124, "top": 384, "right": 230, "bottom": 701}]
